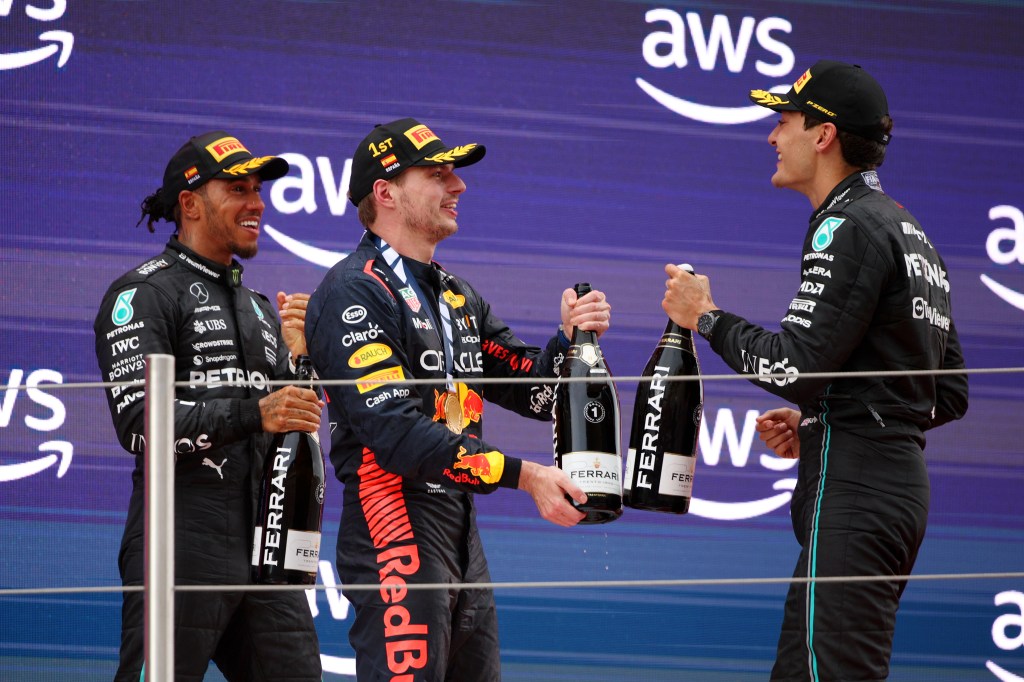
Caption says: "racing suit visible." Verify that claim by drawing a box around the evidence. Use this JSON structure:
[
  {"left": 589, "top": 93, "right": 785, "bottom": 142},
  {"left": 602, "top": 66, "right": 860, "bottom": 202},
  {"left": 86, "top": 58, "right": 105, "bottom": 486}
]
[
  {"left": 707, "top": 171, "right": 969, "bottom": 681},
  {"left": 305, "top": 232, "right": 567, "bottom": 682},
  {"left": 94, "top": 237, "right": 321, "bottom": 681}
]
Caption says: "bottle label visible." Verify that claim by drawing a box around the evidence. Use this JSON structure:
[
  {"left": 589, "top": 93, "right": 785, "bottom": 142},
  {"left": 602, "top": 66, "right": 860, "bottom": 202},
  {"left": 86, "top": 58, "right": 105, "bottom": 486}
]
[
  {"left": 283, "top": 529, "right": 321, "bottom": 572},
  {"left": 659, "top": 453, "right": 696, "bottom": 497},
  {"left": 623, "top": 449, "right": 635, "bottom": 492},
  {"left": 561, "top": 451, "right": 622, "bottom": 495},
  {"left": 251, "top": 526, "right": 262, "bottom": 567}
]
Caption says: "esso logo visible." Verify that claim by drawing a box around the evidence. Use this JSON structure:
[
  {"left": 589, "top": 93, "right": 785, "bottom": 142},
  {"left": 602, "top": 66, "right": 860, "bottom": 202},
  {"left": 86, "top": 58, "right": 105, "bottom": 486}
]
[
  {"left": 981, "top": 205, "right": 1024, "bottom": 313},
  {"left": 342, "top": 305, "right": 367, "bottom": 324},
  {"left": 637, "top": 8, "right": 796, "bottom": 125}
]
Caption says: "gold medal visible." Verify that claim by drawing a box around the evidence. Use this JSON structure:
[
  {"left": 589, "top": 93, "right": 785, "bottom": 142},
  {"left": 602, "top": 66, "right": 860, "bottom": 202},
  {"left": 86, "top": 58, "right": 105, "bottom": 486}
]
[{"left": 443, "top": 391, "right": 463, "bottom": 434}]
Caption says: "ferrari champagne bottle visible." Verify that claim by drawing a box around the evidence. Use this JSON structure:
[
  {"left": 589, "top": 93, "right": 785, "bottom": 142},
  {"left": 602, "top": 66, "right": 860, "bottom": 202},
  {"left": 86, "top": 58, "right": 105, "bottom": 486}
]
[
  {"left": 624, "top": 314, "right": 703, "bottom": 514},
  {"left": 252, "top": 355, "right": 326, "bottom": 584},
  {"left": 553, "top": 283, "right": 623, "bottom": 524}
]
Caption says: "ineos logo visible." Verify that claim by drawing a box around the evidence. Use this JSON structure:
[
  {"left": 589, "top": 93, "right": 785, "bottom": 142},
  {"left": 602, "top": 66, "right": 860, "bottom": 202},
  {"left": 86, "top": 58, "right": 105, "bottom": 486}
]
[{"left": 342, "top": 305, "right": 367, "bottom": 324}]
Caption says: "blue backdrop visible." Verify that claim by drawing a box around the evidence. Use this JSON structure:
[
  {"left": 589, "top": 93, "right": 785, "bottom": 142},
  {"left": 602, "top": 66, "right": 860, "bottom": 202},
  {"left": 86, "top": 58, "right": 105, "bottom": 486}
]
[{"left": 2, "top": 1, "right": 1023, "bottom": 680}]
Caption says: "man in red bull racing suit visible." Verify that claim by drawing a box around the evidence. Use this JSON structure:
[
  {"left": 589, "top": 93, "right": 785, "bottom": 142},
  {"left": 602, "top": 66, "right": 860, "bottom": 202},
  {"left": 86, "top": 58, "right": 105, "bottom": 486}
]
[
  {"left": 305, "top": 118, "right": 611, "bottom": 681},
  {"left": 662, "top": 62, "right": 969, "bottom": 681}
]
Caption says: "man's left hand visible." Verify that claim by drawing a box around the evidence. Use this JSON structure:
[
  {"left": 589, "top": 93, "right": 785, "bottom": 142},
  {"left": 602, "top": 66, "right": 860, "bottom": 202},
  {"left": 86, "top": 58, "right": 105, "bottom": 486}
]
[{"left": 561, "top": 288, "right": 611, "bottom": 339}]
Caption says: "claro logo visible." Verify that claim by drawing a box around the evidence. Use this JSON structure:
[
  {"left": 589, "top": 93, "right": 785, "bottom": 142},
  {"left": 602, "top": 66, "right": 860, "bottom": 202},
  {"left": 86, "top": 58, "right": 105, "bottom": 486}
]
[
  {"left": 0, "top": 0, "right": 73, "bottom": 71},
  {"left": 637, "top": 8, "right": 795, "bottom": 124},
  {"left": 0, "top": 368, "right": 73, "bottom": 482},
  {"left": 264, "top": 153, "right": 353, "bottom": 268},
  {"left": 690, "top": 407, "right": 797, "bottom": 520},
  {"left": 982, "top": 205, "right": 1024, "bottom": 311},
  {"left": 987, "top": 590, "right": 1024, "bottom": 681}
]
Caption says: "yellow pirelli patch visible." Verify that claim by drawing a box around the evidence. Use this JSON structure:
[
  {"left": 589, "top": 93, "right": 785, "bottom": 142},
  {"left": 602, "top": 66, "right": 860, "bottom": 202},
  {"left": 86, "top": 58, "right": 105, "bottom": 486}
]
[
  {"left": 356, "top": 366, "right": 405, "bottom": 393},
  {"left": 793, "top": 68, "right": 812, "bottom": 94},
  {"left": 206, "top": 136, "right": 248, "bottom": 162},
  {"left": 404, "top": 124, "right": 438, "bottom": 150}
]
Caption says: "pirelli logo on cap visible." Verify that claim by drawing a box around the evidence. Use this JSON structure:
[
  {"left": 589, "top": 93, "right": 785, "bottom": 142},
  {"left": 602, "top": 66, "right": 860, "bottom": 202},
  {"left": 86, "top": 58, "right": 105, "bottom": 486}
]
[
  {"left": 793, "top": 68, "right": 812, "bottom": 94},
  {"left": 404, "top": 124, "right": 438, "bottom": 150},
  {"left": 356, "top": 366, "right": 405, "bottom": 394},
  {"left": 205, "top": 136, "right": 249, "bottom": 163}
]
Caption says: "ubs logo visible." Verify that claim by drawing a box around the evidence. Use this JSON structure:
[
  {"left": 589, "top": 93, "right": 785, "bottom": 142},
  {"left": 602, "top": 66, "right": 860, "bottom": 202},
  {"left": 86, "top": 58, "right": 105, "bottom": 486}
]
[
  {"left": 0, "top": 0, "right": 73, "bottom": 71},
  {"left": 637, "top": 8, "right": 795, "bottom": 124},
  {"left": 983, "top": 205, "right": 1024, "bottom": 312}
]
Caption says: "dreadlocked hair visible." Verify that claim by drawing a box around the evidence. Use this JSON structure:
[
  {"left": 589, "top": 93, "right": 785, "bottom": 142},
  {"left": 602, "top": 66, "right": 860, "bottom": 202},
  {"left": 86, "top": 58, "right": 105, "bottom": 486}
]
[{"left": 136, "top": 188, "right": 176, "bottom": 233}]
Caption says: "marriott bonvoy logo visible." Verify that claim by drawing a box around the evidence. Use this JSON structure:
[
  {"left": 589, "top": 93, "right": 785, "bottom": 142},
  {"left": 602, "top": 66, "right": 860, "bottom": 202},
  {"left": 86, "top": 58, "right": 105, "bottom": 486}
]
[{"left": 636, "top": 8, "right": 795, "bottom": 124}]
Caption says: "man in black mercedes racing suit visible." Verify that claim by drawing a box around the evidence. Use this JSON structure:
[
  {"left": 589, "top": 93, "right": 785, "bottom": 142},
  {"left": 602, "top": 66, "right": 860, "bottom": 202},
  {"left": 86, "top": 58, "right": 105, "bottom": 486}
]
[
  {"left": 94, "top": 130, "right": 323, "bottom": 681},
  {"left": 662, "top": 62, "right": 969, "bottom": 681},
  {"left": 305, "top": 118, "right": 611, "bottom": 681}
]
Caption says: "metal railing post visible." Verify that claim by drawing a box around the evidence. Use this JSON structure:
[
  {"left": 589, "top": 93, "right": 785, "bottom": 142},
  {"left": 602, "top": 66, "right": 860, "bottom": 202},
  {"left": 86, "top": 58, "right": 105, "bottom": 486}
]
[{"left": 144, "top": 354, "right": 175, "bottom": 680}]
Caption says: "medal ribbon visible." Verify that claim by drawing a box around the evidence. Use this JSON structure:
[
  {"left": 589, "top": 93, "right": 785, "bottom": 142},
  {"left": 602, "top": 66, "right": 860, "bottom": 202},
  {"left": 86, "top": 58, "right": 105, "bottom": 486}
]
[{"left": 373, "top": 236, "right": 456, "bottom": 393}]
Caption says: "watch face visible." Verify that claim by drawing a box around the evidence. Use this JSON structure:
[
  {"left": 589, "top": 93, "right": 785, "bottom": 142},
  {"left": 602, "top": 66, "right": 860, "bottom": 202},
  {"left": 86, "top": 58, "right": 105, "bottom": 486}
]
[{"left": 698, "top": 313, "right": 717, "bottom": 336}]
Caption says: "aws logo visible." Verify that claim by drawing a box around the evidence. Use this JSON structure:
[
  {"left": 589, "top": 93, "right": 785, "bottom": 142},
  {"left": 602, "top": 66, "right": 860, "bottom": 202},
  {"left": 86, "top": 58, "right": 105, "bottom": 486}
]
[
  {"left": 982, "top": 205, "right": 1024, "bottom": 312},
  {"left": 0, "top": 368, "right": 73, "bottom": 483},
  {"left": 987, "top": 590, "right": 1024, "bottom": 681},
  {"left": 0, "top": 0, "right": 73, "bottom": 71},
  {"left": 637, "top": 8, "right": 795, "bottom": 125},
  {"left": 264, "top": 153, "right": 354, "bottom": 268},
  {"left": 689, "top": 408, "right": 797, "bottom": 520}
]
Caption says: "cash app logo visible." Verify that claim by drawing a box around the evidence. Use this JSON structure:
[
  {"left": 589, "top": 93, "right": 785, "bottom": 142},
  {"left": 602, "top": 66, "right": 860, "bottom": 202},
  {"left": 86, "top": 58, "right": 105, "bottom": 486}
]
[{"left": 112, "top": 288, "right": 137, "bottom": 326}]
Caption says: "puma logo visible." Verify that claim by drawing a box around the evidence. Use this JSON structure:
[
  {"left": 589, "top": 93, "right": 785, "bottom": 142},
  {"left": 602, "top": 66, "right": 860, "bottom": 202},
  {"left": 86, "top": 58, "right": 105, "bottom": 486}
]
[{"left": 202, "top": 457, "right": 227, "bottom": 479}]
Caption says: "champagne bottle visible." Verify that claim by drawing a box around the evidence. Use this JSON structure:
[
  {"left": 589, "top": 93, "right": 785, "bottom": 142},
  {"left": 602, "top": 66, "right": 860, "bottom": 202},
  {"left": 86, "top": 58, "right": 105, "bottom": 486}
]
[
  {"left": 553, "top": 282, "right": 623, "bottom": 524},
  {"left": 624, "top": 274, "right": 703, "bottom": 514},
  {"left": 252, "top": 355, "right": 326, "bottom": 584}
]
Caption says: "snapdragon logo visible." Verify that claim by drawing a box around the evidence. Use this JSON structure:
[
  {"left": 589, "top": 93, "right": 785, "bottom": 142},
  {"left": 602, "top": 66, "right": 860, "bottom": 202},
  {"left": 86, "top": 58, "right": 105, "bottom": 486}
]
[
  {"left": 0, "top": 0, "right": 73, "bottom": 71},
  {"left": 987, "top": 590, "right": 1024, "bottom": 681},
  {"left": 689, "top": 407, "right": 797, "bottom": 520},
  {"left": 982, "top": 205, "right": 1024, "bottom": 311},
  {"left": 265, "top": 153, "right": 353, "bottom": 268},
  {"left": 306, "top": 560, "right": 356, "bottom": 676},
  {"left": 637, "top": 8, "right": 794, "bottom": 124},
  {"left": 0, "top": 368, "right": 73, "bottom": 482}
]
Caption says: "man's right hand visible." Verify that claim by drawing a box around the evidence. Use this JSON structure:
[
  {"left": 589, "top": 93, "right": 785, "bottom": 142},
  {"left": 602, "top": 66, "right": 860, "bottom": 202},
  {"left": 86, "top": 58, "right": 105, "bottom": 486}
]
[
  {"left": 755, "top": 407, "right": 801, "bottom": 459},
  {"left": 518, "top": 460, "right": 587, "bottom": 527},
  {"left": 258, "top": 385, "right": 324, "bottom": 434}
]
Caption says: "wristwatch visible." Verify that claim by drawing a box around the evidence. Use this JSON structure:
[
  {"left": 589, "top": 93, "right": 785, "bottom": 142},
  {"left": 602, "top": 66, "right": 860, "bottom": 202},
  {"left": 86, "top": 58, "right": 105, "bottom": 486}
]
[{"left": 697, "top": 309, "right": 723, "bottom": 342}]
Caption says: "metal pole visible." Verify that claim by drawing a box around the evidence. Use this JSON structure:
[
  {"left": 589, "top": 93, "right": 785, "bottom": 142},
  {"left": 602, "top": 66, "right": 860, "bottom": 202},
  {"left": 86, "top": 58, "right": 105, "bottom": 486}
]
[{"left": 145, "top": 354, "right": 175, "bottom": 680}]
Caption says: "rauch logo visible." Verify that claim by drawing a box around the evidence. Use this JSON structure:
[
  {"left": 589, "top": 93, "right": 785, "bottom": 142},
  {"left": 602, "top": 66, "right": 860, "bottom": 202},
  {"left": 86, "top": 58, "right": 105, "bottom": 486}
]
[
  {"left": 637, "top": 8, "right": 794, "bottom": 125},
  {"left": 982, "top": 205, "right": 1024, "bottom": 312}
]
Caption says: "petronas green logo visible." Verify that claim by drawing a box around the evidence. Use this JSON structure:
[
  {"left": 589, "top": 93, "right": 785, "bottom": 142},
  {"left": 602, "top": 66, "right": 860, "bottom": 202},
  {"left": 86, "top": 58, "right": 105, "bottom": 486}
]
[
  {"left": 251, "top": 297, "right": 265, "bottom": 321},
  {"left": 112, "top": 288, "right": 137, "bottom": 326}
]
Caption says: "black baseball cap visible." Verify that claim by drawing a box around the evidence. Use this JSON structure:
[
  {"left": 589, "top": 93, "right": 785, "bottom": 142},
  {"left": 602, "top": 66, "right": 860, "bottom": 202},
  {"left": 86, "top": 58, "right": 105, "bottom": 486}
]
[
  {"left": 749, "top": 60, "right": 891, "bottom": 145},
  {"left": 348, "top": 118, "right": 486, "bottom": 206},
  {"left": 160, "top": 130, "right": 289, "bottom": 211}
]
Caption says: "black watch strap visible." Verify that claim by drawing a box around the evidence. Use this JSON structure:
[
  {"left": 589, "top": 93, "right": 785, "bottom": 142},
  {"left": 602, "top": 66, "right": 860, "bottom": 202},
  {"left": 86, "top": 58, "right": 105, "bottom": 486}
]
[{"left": 697, "top": 309, "right": 723, "bottom": 342}]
